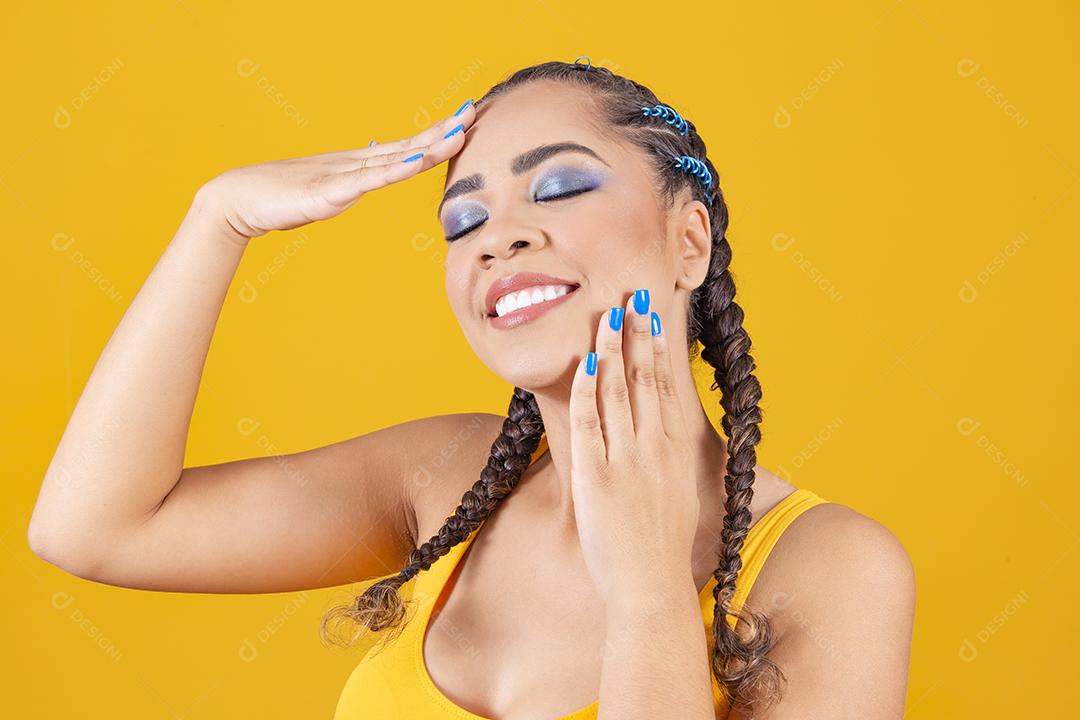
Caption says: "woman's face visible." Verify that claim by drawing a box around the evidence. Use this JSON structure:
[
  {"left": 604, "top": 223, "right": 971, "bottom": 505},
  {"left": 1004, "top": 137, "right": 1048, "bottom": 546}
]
[{"left": 440, "top": 81, "right": 700, "bottom": 391}]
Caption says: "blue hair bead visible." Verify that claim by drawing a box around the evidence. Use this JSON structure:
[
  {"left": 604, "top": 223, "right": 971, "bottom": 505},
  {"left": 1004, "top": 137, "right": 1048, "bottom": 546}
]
[
  {"left": 642, "top": 103, "right": 689, "bottom": 136},
  {"left": 673, "top": 154, "right": 713, "bottom": 191},
  {"left": 673, "top": 154, "right": 717, "bottom": 206}
]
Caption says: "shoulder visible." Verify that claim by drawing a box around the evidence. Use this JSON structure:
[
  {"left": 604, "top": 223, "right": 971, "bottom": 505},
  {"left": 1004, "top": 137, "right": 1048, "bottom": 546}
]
[
  {"left": 728, "top": 499, "right": 916, "bottom": 716},
  {"left": 762, "top": 499, "right": 916, "bottom": 638},
  {"left": 405, "top": 413, "right": 506, "bottom": 541}
]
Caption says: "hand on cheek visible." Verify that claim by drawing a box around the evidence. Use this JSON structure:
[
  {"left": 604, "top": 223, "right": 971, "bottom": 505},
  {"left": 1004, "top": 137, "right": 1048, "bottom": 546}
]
[{"left": 568, "top": 288, "right": 699, "bottom": 604}]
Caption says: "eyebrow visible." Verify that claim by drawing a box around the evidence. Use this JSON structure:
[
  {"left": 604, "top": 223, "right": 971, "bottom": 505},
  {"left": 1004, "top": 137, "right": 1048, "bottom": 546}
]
[{"left": 438, "top": 141, "right": 609, "bottom": 217}]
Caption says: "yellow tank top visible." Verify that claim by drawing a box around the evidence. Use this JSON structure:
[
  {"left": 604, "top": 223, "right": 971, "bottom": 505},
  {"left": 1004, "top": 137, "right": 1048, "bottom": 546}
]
[{"left": 333, "top": 431, "right": 831, "bottom": 719}]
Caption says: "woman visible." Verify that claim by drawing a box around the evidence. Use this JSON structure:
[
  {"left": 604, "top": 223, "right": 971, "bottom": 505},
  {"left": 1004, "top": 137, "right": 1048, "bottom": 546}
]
[{"left": 29, "top": 59, "right": 915, "bottom": 718}]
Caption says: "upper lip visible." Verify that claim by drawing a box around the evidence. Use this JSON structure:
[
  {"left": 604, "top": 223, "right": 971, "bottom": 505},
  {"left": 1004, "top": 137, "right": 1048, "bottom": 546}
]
[{"left": 484, "top": 271, "right": 581, "bottom": 317}]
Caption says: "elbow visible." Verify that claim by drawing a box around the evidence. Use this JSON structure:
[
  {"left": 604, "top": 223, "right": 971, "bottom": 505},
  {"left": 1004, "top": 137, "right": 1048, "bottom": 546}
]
[
  {"left": 27, "top": 518, "right": 68, "bottom": 569},
  {"left": 26, "top": 517, "right": 104, "bottom": 581},
  {"left": 26, "top": 505, "right": 58, "bottom": 562}
]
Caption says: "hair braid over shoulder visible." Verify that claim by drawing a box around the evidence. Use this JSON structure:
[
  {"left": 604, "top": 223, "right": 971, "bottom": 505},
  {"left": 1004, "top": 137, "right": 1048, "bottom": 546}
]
[{"left": 320, "top": 388, "right": 544, "bottom": 648}]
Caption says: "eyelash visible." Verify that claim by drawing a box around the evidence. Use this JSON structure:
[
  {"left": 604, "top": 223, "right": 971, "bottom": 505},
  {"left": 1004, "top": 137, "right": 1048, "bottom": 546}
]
[{"left": 445, "top": 186, "right": 594, "bottom": 243}]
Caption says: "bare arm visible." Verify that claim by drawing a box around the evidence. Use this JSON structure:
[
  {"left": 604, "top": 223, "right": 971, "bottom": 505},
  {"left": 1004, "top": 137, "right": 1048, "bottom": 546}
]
[
  {"left": 52, "top": 411, "right": 498, "bottom": 594},
  {"left": 28, "top": 102, "right": 478, "bottom": 592},
  {"left": 28, "top": 190, "right": 249, "bottom": 566},
  {"left": 597, "top": 570, "right": 715, "bottom": 720}
]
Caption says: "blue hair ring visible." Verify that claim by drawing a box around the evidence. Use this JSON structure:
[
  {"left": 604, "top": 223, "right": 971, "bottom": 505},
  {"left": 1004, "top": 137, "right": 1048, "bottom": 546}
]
[
  {"left": 673, "top": 154, "right": 716, "bottom": 206},
  {"left": 642, "top": 103, "right": 689, "bottom": 136}
]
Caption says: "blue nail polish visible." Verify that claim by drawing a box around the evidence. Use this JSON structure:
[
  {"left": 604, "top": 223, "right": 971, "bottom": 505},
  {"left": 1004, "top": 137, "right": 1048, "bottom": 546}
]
[
  {"left": 453, "top": 98, "right": 474, "bottom": 117},
  {"left": 443, "top": 123, "right": 464, "bottom": 139},
  {"left": 651, "top": 311, "right": 662, "bottom": 336},
  {"left": 609, "top": 307, "right": 624, "bottom": 331},
  {"left": 585, "top": 351, "right": 597, "bottom": 376},
  {"left": 633, "top": 289, "right": 650, "bottom": 315},
  {"left": 402, "top": 152, "right": 423, "bottom": 163},
  {"left": 368, "top": 139, "right": 377, "bottom": 147}
]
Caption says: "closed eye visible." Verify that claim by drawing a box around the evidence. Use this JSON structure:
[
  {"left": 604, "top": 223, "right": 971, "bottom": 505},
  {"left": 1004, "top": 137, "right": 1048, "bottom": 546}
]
[
  {"left": 537, "top": 186, "right": 593, "bottom": 203},
  {"left": 444, "top": 186, "right": 595, "bottom": 243}
]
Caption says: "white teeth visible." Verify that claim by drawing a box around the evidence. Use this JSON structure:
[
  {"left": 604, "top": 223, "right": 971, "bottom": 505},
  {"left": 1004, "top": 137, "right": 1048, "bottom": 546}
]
[{"left": 494, "top": 284, "right": 573, "bottom": 318}]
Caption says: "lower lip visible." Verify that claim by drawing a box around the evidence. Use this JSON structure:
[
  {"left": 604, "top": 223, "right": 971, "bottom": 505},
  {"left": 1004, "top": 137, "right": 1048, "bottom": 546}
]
[{"left": 487, "top": 286, "right": 580, "bottom": 330}]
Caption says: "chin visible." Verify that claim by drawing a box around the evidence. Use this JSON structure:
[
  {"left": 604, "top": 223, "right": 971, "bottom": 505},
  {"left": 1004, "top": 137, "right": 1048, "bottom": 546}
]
[
  {"left": 465, "top": 296, "right": 598, "bottom": 391},
  {"left": 485, "top": 350, "right": 582, "bottom": 395}
]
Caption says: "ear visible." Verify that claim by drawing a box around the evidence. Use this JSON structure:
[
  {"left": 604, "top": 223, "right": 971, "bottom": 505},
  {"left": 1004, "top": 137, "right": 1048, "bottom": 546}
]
[{"left": 672, "top": 199, "right": 712, "bottom": 293}]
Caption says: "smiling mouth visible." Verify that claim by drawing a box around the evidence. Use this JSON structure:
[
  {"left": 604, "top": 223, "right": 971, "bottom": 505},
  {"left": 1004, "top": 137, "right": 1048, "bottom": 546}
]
[{"left": 486, "top": 283, "right": 581, "bottom": 319}]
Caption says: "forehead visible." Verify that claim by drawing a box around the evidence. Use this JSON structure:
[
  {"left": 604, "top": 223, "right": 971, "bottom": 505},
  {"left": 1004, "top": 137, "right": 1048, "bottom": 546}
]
[{"left": 444, "top": 81, "right": 617, "bottom": 186}]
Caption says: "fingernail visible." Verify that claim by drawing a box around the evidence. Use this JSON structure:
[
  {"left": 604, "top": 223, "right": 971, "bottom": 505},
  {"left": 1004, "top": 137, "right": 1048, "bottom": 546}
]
[
  {"left": 368, "top": 139, "right": 377, "bottom": 147},
  {"left": 633, "top": 289, "right": 650, "bottom": 315},
  {"left": 585, "top": 351, "right": 597, "bottom": 376},
  {"left": 443, "top": 123, "right": 464, "bottom": 139},
  {"left": 651, "top": 311, "right": 662, "bottom": 336},
  {"left": 402, "top": 152, "right": 424, "bottom": 163},
  {"left": 609, "top": 307, "right": 624, "bottom": 331},
  {"left": 453, "top": 98, "right": 474, "bottom": 117}
]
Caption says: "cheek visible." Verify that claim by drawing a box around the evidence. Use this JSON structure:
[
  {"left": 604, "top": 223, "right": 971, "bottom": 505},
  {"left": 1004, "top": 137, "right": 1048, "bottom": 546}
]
[
  {"left": 606, "top": 189, "right": 666, "bottom": 257},
  {"left": 444, "top": 257, "right": 473, "bottom": 317},
  {"left": 570, "top": 205, "right": 655, "bottom": 267},
  {"left": 573, "top": 208, "right": 667, "bottom": 305}
]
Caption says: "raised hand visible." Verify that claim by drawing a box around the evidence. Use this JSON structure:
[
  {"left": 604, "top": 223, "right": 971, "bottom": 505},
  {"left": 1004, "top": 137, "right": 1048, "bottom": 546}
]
[
  {"left": 568, "top": 289, "right": 700, "bottom": 607},
  {"left": 195, "top": 99, "right": 476, "bottom": 246}
]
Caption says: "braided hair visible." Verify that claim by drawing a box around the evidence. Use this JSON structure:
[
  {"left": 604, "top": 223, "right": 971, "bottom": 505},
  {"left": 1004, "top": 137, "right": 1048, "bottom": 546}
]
[{"left": 321, "top": 60, "right": 782, "bottom": 717}]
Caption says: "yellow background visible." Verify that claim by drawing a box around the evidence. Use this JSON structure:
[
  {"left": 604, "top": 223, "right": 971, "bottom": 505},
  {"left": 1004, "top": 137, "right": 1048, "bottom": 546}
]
[{"left": 3, "top": 1, "right": 1077, "bottom": 717}]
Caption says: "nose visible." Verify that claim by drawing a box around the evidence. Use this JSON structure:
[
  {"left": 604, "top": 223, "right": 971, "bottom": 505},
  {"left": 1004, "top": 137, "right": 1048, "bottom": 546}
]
[{"left": 473, "top": 216, "right": 548, "bottom": 267}]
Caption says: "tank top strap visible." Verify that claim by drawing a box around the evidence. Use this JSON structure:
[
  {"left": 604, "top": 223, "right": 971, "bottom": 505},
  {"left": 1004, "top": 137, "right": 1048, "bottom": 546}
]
[
  {"left": 410, "top": 431, "right": 550, "bottom": 609},
  {"left": 724, "top": 487, "right": 831, "bottom": 625}
]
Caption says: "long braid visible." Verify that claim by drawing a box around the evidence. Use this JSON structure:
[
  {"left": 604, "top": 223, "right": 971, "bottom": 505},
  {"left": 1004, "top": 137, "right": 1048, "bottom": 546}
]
[
  {"left": 694, "top": 234, "right": 784, "bottom": 717},
  {"left": 320, "top": 388, "right": 544, "bottom": 648},
  {"left": 322, "top": 59, "right": 783, "bottom": 716}
]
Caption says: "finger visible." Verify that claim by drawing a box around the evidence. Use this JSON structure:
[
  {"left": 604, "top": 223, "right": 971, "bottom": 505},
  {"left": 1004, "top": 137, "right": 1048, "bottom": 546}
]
[
  {"left": 623, "top": 289, "right": 661, "bottom": 439},
  {"left": 649, "top": 308, "right": 687, "bottom": 440},
  {"left": 290, "top": 99, "right": 477, "bottom": 164},
  {"left": 569, "top": 351, "right": 605, "bottom": 474},
  {"left": 346, "top": 99, "right": 476, "bottom": 160},
  {"left": 315, "top": 153, "right": 429, "bottom": 205},
  {"left": 337, "top": 121, "right": 467, "bottom": 174},
  {"left": 316, "top": 128, "right": 467, "bottom": 206},
  {"left": 595, "top": 303, "right": 634, "bottom": 462}
]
